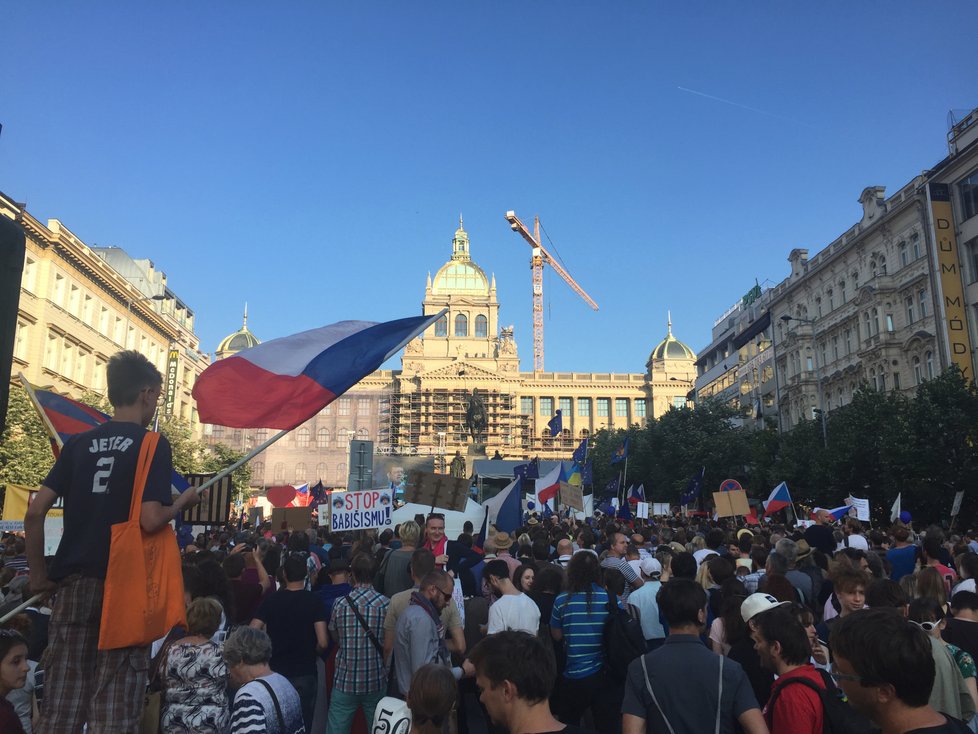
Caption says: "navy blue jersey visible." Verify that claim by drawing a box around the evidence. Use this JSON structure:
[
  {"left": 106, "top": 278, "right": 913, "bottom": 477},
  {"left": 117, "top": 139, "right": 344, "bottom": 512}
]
[{"left": 42, "top": 422, "right": 173, "bottom": 580}]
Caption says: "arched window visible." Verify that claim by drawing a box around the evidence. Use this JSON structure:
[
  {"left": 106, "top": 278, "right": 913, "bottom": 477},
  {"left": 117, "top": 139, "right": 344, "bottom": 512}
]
[
  {"left": 926, "top": 351, "right": 935, "bottom": 379},
  {"left": 562, "top": 428, "right": 572, "bottom": 447},
  {"left": 252, "top": 461, "right": 264, "bottom": 481},
  {"left": 356, "top": 427, "right": 368, "bottom": 441},
  {"left": 579, "top": 429, "right": 590, "bottom": 439},
  {"left": 913, "top": 356, "right": 922, "bottom": 385},
  {"left": 297, "top": 427, "right": 310, "bottom": 448},
  {"left": 294, "top": 463, "right": 306, "bottom": 483},
  {"left": 434, "top": 316, "right": 448, "bottom": 337},
  {"left": 317, "top": 428, "right": 330, "bottom": 448},
  {"left": 455, "top": 314, "right": 468, "bottom": 337},
  {"left": 475, "top": 314, "right": 488, "bottom": 337}
]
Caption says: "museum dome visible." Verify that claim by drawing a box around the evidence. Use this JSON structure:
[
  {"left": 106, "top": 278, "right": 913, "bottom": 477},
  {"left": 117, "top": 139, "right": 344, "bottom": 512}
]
[
  {"left": 431, "top": 216, "right": 490, "bottom": 296},
  {"left": 216, "top": 305, "right": 260, "bottom": 359},
  {"left": 649, "top": 314, "right": 695, "bottom": 363}
]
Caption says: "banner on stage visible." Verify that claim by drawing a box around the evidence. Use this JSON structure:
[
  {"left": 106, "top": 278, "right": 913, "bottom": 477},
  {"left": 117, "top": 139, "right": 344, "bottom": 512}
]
[
  {"left": 329, "top": 488, "right": 394, "bottom": 531},
  {"left": 652, "top": 503, "right": 671, "bottom": 516},
  {"left": 636, "top": 501, "right": 649, "bottom": 519},
  {"left": 404, "top": 471, "right": 470, "bottom": 512},
  {"left": 713, "top": 490, "right": 750, "bottom": 518},
  {"left": 559, "top": 481, "right": 584, "bottom": 512}
]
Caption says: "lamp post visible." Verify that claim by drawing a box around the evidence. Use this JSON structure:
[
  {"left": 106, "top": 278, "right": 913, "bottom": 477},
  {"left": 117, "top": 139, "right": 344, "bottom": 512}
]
[{"left": 780, "top": 315, "right": 827, "bottom": 446}]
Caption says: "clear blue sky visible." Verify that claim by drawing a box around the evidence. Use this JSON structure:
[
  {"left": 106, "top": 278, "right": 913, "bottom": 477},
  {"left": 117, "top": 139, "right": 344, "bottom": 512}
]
[{"left": 3, "top": 3, "right": 975, "bottom": 373}]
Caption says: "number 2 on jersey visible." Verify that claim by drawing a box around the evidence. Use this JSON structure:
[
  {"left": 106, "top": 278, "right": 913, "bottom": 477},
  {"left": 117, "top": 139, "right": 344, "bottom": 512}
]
[{"left": 92, "top": 456, "right": 116, "bottom": 494}]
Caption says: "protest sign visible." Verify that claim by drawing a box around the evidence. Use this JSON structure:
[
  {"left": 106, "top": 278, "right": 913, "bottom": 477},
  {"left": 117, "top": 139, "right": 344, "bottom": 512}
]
[
  {"left": 182, "top": 473, "right": 234, "bottom": 526},
  {"left": 652, "top": 503, "right": 671, "bottom": 516},
  {"left": 270, "top": 506, "right": 312, "bottom": 531},
  {"left": 329, "top": 488, "right": 394, "bottom": 531},
  {"left": 952, "top": 490, "right": 965, "bottom": 517},
  {"left": 559, "top": 481, "right": 584, "bottom": 512},
  {"left": 846, "top": 495, "right": 870, "bottom": 522},
  {"left": 713, "top": 490, "right": 750, "bottom": 518},
  {"left": 636, "top": 501, "right": 649, "bottom": 519},
  {"left": 404, "top": 471, "right": 469, "bottom": 512}
]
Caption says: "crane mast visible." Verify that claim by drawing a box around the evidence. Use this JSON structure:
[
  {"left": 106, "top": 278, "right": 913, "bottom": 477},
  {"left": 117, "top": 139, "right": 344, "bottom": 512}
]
[{"left": 504, "top": 210, "right": 599, "bottom": 372}]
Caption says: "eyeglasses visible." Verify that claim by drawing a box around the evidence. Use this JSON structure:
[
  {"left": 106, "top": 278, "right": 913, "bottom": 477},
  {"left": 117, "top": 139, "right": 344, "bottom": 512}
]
[
  {"left": 437, "top": 587, "right": 453, "bottom": 602},
  {"left": 911, "top": 620, "right": 941, "bottom": 632},
  {"left": 829, "top": 666, "right": 864, "bottom": 684}
]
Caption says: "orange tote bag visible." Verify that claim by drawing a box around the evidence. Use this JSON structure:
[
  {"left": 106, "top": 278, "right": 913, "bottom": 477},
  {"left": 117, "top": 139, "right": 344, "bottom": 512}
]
[{"left": 98, "top": 432, "right": 187, "bottom": 650}]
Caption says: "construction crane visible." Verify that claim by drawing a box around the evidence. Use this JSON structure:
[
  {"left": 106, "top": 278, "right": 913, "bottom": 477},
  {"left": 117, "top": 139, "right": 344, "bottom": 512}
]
[{"left": 504, "top": 210, "right": 599, "bottom": 372}]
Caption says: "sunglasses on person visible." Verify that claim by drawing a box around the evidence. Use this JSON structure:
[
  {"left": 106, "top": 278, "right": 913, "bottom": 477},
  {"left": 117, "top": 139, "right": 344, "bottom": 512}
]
[{"left": 911, "top": 620, "right": 941, "bottom": 632}]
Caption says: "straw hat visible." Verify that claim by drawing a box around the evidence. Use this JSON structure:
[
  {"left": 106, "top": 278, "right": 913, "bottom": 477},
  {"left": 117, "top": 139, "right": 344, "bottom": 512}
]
[{"left": 493, "top": 532, "right": 514, "bottom": 550}]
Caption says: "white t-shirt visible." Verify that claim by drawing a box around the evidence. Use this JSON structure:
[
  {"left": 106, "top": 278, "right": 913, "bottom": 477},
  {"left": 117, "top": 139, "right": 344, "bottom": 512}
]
[
  {"left": 693, "top": 548, "right": 719, "bottom": 567},
  {"left": 839, "top": 534, "right": 869, "bottom": 551},
  {"left": 487, "top": 592, "right": 540, "bottom": 635}
]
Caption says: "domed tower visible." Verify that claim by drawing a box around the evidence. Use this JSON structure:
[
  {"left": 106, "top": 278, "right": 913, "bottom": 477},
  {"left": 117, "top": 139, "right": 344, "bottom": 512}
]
[
  {"left": 646, "top": 312, "right": 696, "bottom": 416},
  {"left": 215, "top": 305, "right": 260, "bottom": 360}
]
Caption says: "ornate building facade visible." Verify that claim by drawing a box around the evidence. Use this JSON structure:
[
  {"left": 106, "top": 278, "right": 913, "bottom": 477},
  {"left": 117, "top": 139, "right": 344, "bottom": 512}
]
[
  {"left": 208, "top": 219, "right": 695, "bottom": 488},
  {"left": 3, "top": 191, "right": 209, "bottom": 430}
]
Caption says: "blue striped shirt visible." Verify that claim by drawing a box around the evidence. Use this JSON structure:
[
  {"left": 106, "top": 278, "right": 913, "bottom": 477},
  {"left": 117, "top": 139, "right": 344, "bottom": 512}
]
[{"left": 550, "top": 583, "right": 611, "bottom": 679}]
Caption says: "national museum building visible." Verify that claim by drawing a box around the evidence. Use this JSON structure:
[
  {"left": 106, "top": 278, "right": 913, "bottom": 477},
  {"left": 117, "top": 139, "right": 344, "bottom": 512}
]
[{"left": 207, "top": 220, "right": 695, "bottom": 489}]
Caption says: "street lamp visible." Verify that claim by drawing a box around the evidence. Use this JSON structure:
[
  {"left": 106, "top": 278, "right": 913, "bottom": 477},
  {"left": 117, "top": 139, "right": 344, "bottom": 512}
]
[{"left": 780, "top": 315, "right": 827, "bottom": 447}]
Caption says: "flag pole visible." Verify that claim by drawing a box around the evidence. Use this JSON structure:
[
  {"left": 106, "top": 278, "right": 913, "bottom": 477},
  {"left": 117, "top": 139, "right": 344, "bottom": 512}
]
[
  {"left": 622, "top": 456, "right": 629, "bottom": 507},
  {"left": 18, "top": 373, "right": 64, "bottom": 450}
]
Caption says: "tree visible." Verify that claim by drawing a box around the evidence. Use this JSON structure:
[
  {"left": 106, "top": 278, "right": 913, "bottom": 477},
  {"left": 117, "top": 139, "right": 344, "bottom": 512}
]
[{"left": 0, "top": 385, "right": 57, "bottom": 512}]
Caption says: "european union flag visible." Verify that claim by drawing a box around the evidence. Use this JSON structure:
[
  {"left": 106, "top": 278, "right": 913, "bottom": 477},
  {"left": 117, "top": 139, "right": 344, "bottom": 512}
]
[
  {"left": 680, "top": 466, "right": 706, "bottom": 506},
  {"left": 548, "top": 410, "right": 562, "bottom": 438},
  {"left": 572, "top": 438, "right": 588, "bottom": 463},
  {"left": 310, "top": 480, "right": 328, "bottom": 506},
  {"left": 597, "top": 498, "right": 616, "bottom": 516},
  {"left": 514, "top": 463, "right": 530, "bottom": 480},
  {"left": 604, "top": 476, "right": 619, "bottom": 498},
  {"left": 581, "top": 461, "right": 593, "bottom": 485},
  {"left": 618, "top": 501, "right": 632, "bottom": 521},
  {"left": 611, "top": 437, "right": 629, "bottom": 465},
  {"left": 527, "top": 457, "right": 540, "bottom": 479}
]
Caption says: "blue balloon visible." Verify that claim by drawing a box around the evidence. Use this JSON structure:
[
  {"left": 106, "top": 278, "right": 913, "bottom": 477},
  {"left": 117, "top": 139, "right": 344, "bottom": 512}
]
[
  {"left": 899, "top": 510, "right": 912, "bottom": 524},
  {"left": 527, "top": 501, "right": 535, "bottom": 510}
]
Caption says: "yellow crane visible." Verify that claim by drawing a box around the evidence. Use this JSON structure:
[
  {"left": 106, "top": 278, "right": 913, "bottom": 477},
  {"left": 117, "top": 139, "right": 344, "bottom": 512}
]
[{"left": 504, "top": 210, "right": 599, "bottom": 372}]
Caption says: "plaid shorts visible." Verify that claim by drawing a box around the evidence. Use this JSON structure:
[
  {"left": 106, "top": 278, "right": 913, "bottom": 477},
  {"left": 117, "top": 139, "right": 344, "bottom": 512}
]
[{"left": 35, "top": 575, "right": 149, "bottom": 734}]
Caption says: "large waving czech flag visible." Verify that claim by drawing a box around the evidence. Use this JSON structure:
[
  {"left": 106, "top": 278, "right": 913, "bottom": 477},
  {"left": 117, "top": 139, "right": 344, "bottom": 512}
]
[{"left": 193, "top": 313, "right": 443, "bottom": 430}]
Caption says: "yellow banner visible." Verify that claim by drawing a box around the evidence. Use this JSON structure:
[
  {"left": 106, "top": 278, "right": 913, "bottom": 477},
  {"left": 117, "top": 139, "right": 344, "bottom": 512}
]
[
  {"left": 1, "top": 484, "right": 63, "bottom": 529},
  {"left": 930, "top": 183, "right": 975, "bottom": 379}
]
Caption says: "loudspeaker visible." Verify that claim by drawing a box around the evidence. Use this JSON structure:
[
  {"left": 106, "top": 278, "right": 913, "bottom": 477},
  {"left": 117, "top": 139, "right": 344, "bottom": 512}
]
[{"left": 0, "top": 215, "right": 26, "bottom": 435}]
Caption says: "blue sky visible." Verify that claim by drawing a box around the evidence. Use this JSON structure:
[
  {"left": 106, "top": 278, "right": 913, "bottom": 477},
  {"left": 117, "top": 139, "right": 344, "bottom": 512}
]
[{"left": 3, "top": 3, "right": 975, "bottom": 373}]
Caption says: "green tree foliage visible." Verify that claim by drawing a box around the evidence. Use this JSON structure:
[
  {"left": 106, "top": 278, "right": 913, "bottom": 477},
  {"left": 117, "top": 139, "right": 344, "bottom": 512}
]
[
  {"left": 0, "top": 386, "right": 57, "bottom": 510},
  {"left": 581, "top": 369, "right": 978, "bottom": 526}
]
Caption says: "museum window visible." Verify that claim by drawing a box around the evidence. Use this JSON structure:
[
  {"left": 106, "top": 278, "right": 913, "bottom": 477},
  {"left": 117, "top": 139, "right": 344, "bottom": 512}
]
[
  {"left": 358, "top": 398, "right": 370, "bottom": 416},
  {"left": 578, "top": 398, "right": 591, "bottom": 417},
  {"left": 475, "top": 314, "right": 488, "bottom": 337},
  {"left": 455, "top": 314, "right": 468, "bottom": 337},
  {"left": 434, "top": 316, "right": 448, "bottom": 337},
  {"left": 913, "top": 356, "right": 923, "bottom": 385},
  {"left": 297, "top": 427, "right": 310, "bottom": 447},
  {"left": 317, "top": 428, "right": 330, "bottom": 448},
  {"left": 961, "top": 171, "right": 978, "bottom": 221},
  {"left": 559, "top": 397, "right": 572, "bottom": 416},
  {"left": 918, "top": 289, "right": 928, "bottom": 318},
  {"left": 540, "top": 397, "right": 554, "bottom": 416},
  {"left": 615, "top": 398, "right": 628, "bottom": 417},
  {"left": 338, "top": 398, "right": 351, "bottom": 415},
  {"left": 521, "top": 397, "right": 533, "bottom": 415},
  {"left": 295, "top": 463, "right": 306, "bottom": 483},
  {"left": 596, "top": 398, "right": 610, "bottom": 417},
  {"left": 357, "top": 428, "right": 368, "bottom": 441},
  {"left": 635, "top": 399, "right": 646, "bottom": 418}
]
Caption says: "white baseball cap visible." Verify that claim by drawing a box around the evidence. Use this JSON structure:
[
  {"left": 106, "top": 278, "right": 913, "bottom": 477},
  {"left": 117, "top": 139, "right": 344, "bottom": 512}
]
[
  {"left": 640, "top": 558, "right": 662, "bottom": 578},
  {"left": 741, "top": 593, "right": 790, "bottom": 623}
]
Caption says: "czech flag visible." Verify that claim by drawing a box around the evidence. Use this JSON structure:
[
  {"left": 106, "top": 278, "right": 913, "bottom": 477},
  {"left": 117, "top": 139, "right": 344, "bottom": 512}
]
[
  {"left": 291, "top": 483, "right": 312, "bottom": 508},
  {"left": 762, "top": 482, "right": 792, "bottom": 517},
  {"left": 813, "top": 505, "right": 851, "bottom": 522},
  {"left": 193, "top": 313, "right": 443, "bottom": 430},
  {"left": 536, "top": 462, "right": 563, "bottom": 506},
  {"left": 628, "top": 483, "right": 645, "bottom": 505}
]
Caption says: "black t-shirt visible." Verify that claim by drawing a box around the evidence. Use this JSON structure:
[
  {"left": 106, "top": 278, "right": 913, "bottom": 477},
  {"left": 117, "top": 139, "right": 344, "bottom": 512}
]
[
  {"left": 255, "top": 588, "right": 327, "bottom": 679},
  {"left": 42, "top": 422, "right": 173, "bottom": 581},
  {"left": 943, "top": 618, "right": 978, "bottom": 660},
  {"left": 804, "top": 524, "right": 836, "bottom": 556},
  {"left": 907, "top": 714, "right": 972, "bottom": 733}
]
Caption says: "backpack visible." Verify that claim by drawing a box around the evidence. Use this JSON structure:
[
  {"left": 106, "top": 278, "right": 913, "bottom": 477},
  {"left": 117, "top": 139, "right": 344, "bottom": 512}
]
[
  {"left": 602, "top": 591, "right": 646, "bottom": 681},
  {"left": 767, "top": 671, "right": 876, "bottom": 734}
]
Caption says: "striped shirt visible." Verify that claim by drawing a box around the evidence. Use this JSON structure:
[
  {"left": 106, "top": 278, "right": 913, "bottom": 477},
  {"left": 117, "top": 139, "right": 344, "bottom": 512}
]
[
  {"left": 229, "top": 673, "right": 305, "bottom": 734},
  {"left": 329, "top": 585, "right": 390, "bottom": 694},
  {"left": 551, "top": 584, "right": 612, "bottom": 679}
]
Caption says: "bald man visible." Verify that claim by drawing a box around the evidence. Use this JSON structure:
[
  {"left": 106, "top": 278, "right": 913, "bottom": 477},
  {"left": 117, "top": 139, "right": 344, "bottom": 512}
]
[{"left": 555, "top": 539, "right": 573, "bottom": 567}]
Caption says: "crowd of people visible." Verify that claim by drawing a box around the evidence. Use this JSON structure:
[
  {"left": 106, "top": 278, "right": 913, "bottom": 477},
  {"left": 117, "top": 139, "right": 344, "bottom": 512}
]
[
  {"left": 2, "top": 350, "right": 978, "bottom": 734},
  {"left": 5, "top": 506, "right": 978, "bottom": 733}
]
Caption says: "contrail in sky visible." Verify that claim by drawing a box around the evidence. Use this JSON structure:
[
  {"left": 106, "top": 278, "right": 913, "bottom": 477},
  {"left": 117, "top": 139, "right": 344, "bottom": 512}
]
[{"left": 676, "top": 85, "right": 815, "bottom": 128}]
